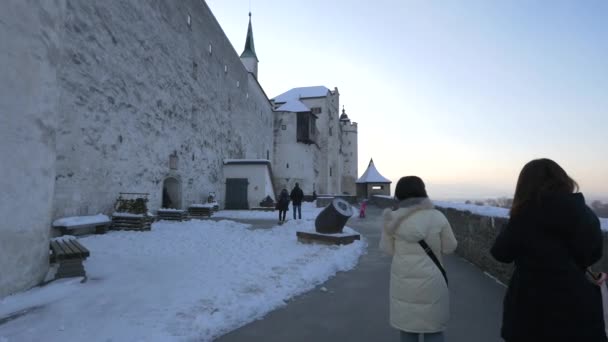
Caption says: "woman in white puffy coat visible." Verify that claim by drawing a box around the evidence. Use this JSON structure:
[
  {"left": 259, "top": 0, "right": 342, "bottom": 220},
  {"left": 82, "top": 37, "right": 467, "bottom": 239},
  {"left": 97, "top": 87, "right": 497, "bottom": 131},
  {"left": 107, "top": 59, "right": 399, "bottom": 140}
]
[{"left": 380, "top": 176, "right": 458, "bottom": 342}]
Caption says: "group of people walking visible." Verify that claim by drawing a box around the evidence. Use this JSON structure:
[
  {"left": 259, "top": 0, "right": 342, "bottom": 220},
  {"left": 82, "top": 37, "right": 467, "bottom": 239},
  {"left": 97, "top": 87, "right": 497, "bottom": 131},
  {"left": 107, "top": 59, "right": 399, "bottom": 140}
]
[
  {"left": 381, "top": 158, "right": 606, "bottom": 342},
  {"left": 276, "top": 182, "right": 304, "bottom": 223}
]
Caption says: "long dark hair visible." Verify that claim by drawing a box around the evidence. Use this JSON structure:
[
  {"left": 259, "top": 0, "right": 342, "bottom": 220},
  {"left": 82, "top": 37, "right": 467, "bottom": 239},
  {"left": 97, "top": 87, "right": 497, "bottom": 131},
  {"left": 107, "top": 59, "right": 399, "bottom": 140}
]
[
  {"left": 395, "top": 176, "right": 428, "bottom": 201},
  {"left": 510, "top": 158, "right": 578, "bottom": 217}
]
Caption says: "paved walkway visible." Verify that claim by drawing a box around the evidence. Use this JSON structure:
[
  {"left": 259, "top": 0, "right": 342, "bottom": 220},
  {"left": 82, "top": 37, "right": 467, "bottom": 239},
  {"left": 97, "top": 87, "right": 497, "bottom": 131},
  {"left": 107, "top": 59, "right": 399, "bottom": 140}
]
[{"left": 217, "top": 206, "right": 506, "bottom": 342}]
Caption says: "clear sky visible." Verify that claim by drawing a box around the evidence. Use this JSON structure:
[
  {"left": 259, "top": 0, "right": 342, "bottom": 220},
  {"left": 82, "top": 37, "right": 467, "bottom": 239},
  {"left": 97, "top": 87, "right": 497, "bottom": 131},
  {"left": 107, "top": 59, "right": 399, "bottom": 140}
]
[{"left": 206, "top": 0, "right": 608, "bottom": 200}]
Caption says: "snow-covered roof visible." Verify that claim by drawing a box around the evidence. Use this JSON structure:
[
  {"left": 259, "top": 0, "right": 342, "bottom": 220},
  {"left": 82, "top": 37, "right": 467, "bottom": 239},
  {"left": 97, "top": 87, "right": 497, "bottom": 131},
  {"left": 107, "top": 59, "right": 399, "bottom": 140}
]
[
  {"left": 272, "top": 86, "right": 330, "bottom": 103},
  {"left": 276, "top": 100, "right": 310, "bottom": 112},
  {"left": 52, "top": 214, "right": 110, "bottom": 227},
  {"left": 356, "top": 159, "right": 391, "bottom": 184}
]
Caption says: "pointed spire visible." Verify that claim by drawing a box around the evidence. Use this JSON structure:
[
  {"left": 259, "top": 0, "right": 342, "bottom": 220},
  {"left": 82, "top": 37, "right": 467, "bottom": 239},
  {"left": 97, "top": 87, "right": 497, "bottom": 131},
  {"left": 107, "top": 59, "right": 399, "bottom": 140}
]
[{"left": 240, "top": 12, "right": 258, "bottom": 61}]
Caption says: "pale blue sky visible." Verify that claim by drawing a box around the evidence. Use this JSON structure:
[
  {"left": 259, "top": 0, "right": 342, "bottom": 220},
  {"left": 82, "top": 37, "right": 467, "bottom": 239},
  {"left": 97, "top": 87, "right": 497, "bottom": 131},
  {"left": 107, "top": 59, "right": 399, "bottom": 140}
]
[{"left": 206, "top": 0, "right": 608, "bottom": 200}]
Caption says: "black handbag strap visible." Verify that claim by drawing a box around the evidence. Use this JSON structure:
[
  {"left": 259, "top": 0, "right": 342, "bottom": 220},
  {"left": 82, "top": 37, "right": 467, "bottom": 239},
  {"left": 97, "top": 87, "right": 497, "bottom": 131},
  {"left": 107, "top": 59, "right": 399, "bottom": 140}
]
[{"left": 419, "top": 240, "right": 448, "bottom": 286}]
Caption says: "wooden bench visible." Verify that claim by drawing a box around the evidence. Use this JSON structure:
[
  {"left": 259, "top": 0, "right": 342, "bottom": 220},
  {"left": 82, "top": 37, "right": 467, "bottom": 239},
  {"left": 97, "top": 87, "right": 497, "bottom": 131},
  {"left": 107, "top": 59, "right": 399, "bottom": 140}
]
[
  {"left": 53, "top": 215, "right": 111, "bottom": 236},
  {"left": 49, "top": 238, "right": 90, "bottom": 279}
]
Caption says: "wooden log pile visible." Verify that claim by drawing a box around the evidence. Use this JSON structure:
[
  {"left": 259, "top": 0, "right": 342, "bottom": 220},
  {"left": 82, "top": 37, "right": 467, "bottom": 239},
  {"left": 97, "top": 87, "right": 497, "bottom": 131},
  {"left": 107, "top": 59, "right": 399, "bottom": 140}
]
[
  {"left": 188, "top": 205, "right": 214, "bottom": 218},
  {"left": 157, "top": 209, "right": 189, "bottom": 221},
  {"left": 111, "top": 213, "right": 152, "bottom": 231}
]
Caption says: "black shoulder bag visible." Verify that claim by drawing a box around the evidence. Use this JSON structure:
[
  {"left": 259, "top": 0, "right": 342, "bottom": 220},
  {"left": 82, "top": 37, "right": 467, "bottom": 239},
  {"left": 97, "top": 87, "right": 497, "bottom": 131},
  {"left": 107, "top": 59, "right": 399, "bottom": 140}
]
[{"left": 419, "top": 240, "right": 448, "bottom": 286}]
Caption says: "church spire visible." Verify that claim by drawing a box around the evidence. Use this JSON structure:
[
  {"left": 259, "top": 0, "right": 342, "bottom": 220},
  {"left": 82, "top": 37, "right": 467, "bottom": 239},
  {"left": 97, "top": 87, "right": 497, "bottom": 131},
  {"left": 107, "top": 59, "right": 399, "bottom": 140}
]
[
  {"left": 240, "top": 12, "right": 259, "bottom": 78},
  {"left": 240, "top": 12, "right": 258, "bottom": 61}
]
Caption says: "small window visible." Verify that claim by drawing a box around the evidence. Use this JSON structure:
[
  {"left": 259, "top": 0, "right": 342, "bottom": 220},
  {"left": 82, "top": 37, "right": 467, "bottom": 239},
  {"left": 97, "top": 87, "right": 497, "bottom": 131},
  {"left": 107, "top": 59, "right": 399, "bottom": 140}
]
[
  {"left": 224, "top": 65, "right": 228, "bottom": 73},
  {"left": 330, "top": 168, "right": 332, "bottom": 177},
  {"left": 169, "top": 154, "right": 178, "bottom": 170},
  {"left": 236, "top": 80, "right": 239, "bottom": 87},
  {"left": 311, "top": 107, "right": 322, "bottom": 114},
  {"left": 286, "top": 163, "right": 289, "bottom": 168},
  {"left": 372, "top": 185, "right": 384, "bottom": 190},
  {"left": 187, "top": 14, "right": 191, "bottom": 28},
  {"left": 329, "top": 127, "right": 333, "bottom": 136},
  {"left": 266, "top": 150, "right": 269, "bottom": 160},
  {"left": 208, "top": 43, "right": 212, "bottom": 55}
]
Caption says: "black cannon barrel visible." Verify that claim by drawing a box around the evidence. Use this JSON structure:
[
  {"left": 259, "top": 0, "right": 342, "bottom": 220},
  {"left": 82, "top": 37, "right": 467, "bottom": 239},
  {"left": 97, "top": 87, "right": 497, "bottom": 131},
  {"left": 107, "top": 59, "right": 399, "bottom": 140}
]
[{"left": 315, "top": 198, "right": 353, "bottom": 234}]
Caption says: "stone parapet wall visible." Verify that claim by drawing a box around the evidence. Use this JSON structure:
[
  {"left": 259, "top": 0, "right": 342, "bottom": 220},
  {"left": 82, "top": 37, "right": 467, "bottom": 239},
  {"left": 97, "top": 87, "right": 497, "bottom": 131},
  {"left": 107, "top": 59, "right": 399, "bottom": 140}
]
[
  {"left": 315, "top": 195, "right": 358, "bottom": 208},
  {"left": 369, "top": 195, "right": 608, "bottom": 285},
  {"left": 436, "top": 208, "right": 512, "bottom": 284}
]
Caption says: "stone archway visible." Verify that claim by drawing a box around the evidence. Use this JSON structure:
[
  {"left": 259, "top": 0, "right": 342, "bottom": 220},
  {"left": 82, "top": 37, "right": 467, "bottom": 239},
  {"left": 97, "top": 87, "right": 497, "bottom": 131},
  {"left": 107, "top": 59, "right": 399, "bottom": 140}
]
[{"left": 162, "top": 177, "right": 181, "bottom": 209}]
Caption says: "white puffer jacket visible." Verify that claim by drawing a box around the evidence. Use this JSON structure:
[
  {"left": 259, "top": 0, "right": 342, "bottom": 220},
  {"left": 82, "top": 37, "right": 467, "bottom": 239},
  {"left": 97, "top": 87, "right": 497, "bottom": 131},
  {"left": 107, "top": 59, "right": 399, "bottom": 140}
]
[{"left": 380, "top": 198, "right": 457, "bottom": 333}]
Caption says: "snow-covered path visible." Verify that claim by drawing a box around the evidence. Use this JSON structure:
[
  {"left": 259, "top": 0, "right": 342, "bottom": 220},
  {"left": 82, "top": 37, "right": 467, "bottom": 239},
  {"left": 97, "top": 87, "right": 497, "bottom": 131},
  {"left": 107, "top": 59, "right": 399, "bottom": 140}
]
[{"left": 0, "top": 204, "right": 366, "bottom": 341}]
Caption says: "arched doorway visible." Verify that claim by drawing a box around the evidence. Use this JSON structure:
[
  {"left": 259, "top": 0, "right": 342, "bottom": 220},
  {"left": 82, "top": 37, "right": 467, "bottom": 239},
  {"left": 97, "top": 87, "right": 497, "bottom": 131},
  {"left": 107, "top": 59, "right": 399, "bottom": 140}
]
[{"left": 162, "top": 177, "right": 181, "bottom": 209}]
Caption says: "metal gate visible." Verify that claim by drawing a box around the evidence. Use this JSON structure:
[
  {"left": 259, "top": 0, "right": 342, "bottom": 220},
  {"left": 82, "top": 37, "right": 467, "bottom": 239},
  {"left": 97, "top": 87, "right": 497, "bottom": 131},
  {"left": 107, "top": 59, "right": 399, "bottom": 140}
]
[{"left": 225, "top": 178, "right": 249, "bottom": 209}]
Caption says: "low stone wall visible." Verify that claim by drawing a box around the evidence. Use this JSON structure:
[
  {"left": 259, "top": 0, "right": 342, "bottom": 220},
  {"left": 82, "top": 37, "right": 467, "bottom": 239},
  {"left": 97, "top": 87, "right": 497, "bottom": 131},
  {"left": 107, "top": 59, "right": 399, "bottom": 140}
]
[
  {"left": 436, "top": 208, "right": 512, "bottom": 284},
  {"left": 316, "top": 195, "right": 358, "bottom": 208},
  {"left": 368, "top": 195, "right": 395, "bottom": 208},
  {"left": 369, "top": 195, "right": 608, "bottom": 285}
]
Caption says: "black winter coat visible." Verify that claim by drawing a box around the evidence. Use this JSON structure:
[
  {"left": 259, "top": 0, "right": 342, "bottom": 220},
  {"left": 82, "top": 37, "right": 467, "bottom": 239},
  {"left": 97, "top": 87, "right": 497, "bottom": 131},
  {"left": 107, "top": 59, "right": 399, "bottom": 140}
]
[
  {"left": 290, "top": 186, "right": 304, "bottom": 205},
  {"left": 277, "top": 191, "right": 290, "bottom": 211},
  {"left": 491, "top": 193, "right": 606, "bottom": 342}
]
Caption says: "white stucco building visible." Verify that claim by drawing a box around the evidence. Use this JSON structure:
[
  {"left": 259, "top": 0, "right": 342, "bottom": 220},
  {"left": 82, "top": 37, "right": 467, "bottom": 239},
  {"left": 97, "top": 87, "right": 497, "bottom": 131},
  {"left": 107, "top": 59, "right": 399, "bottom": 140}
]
[
  {"left": 223, "top": 160, "right": 275, "bottom": 209},
  {"left": 271, "top": 87, "right": 358, "bottom": 196}
]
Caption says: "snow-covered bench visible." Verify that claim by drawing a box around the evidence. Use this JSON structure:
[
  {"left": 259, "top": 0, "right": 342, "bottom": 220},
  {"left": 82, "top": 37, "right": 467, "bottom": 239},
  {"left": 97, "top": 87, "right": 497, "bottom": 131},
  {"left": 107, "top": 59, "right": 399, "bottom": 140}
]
[
  {"left": 49, "top": 236, "right": 90, "bottom": 279},
  {"left": 53, "top": 214, "right": 111, "bottom": 236}
]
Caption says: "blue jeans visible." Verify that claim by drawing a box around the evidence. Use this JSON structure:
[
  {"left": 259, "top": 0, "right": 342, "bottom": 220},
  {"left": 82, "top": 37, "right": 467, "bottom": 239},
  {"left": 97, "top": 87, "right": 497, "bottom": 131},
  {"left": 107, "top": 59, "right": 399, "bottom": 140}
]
[
  {"left": 400, "top": 331, "right": 444, "bottom": 342},
  {"left": 292, "top": 204, "right": 301, "bottom": 219}
]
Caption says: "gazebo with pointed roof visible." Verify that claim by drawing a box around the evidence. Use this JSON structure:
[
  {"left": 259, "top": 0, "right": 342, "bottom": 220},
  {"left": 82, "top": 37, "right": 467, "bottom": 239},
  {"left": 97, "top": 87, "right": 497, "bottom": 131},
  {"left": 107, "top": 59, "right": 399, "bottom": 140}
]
[{"left": 356, "top": 159, "right": 391, "bottom": 198}]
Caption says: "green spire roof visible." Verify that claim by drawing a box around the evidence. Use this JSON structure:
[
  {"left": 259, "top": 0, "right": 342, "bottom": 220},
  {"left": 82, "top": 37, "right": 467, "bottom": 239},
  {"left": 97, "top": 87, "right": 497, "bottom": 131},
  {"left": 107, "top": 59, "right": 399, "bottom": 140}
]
[{"left": 240, "top": 12, "right": 258, "bottom": 61}]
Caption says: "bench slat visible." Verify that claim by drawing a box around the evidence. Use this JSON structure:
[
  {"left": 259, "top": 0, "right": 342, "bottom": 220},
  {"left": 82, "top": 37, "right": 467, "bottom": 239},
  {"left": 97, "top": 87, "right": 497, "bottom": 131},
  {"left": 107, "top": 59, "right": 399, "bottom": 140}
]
[
  {"left": 69, "top": 240, "right": 90, "bottom": 258},
  {"left": 50, "top": 241, "right": 65, "bottom": 257},
  {"left": 55, "top": 240, "right": 71, "bottom": 256},
  {"left": 59, "top": 240, "right": 79, "bottom": 257},
  {"left": 50, "top": 239, "right": 90, "bottom": 260}
]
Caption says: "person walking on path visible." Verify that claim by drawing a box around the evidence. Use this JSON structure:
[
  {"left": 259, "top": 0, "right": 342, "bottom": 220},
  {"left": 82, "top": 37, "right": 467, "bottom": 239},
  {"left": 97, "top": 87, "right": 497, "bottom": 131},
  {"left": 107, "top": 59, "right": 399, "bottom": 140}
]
[
  {"left": 380, "top": 176, "right": 457, "bottom": 342},
  {"left": 491, "top": 158, "right": 606, "bottom": 342},
  {"left": 276, "top": 189, "right": 290, "bottom": 224},
  {"left": 290, "top": 183, "right": 304, "bottom": 220}
]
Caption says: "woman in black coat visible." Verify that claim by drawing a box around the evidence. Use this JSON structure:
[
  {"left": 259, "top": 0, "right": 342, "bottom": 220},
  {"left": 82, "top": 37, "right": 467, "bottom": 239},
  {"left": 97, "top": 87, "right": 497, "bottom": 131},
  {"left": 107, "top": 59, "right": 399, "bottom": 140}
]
[
  {"left": 491, "top": 158, "right": 606, "bottom": 342},
  {"left": 277, "top": 189, "right": 290, "bottom": 223}
]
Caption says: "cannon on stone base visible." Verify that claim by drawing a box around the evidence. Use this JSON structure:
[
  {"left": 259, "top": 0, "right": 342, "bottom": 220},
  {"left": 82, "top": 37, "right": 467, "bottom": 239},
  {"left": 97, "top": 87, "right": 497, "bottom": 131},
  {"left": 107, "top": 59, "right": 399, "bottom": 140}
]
[{"left": 297, "top": 198, "right": 360, "bottom": 246}]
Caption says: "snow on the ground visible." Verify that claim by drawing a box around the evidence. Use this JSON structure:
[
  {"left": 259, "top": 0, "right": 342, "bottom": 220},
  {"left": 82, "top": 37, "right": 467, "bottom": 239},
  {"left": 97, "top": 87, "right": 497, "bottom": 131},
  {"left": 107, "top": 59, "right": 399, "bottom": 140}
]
[
  {"left": 434, "top": 201, "right": 608, "bottom": 231},
  {"left": 214, "top": 201, "right": 325, "bottom": 220},
  {"left": 52, "top": 214, "right": 110, "bottom": 227},
  {"left": 433, "top": 201, "right": 510, "bottom": 218},
  {"left": 0, "top": 202, "right": 365, "bottom": 342}
]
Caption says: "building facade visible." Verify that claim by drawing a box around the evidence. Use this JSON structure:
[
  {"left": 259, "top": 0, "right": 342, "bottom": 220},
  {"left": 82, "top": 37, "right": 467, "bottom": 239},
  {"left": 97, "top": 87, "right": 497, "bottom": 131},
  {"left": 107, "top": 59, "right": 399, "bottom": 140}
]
[{"left": 271, "top": 87, "right": 358, "bottom": 196}]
